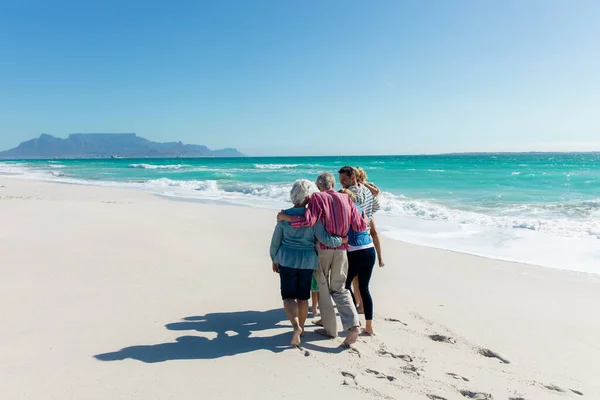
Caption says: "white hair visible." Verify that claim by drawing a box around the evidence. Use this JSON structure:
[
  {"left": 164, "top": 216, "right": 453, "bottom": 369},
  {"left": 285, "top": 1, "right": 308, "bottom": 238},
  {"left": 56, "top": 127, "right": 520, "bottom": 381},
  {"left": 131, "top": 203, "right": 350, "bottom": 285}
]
[
  {"left": 315, "top": 172, "right": 335, "bottom": 190},
  {"left": 290, "top": 179, "right": 316, "bottom": 206}
]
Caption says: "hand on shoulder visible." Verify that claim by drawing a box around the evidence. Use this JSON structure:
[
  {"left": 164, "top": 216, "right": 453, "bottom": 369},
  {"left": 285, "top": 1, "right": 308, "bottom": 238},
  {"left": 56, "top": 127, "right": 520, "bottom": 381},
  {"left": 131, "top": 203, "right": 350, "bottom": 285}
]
[{"left": 277, "top": 210, "right": 292, "bottom": 222}]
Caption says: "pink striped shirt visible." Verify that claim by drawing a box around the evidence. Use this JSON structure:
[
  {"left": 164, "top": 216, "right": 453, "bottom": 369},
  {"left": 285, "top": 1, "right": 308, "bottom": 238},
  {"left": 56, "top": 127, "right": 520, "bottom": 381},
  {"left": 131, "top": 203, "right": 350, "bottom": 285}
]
[{"left": 291, "top": 189, "right": 367, "bottom": 250}]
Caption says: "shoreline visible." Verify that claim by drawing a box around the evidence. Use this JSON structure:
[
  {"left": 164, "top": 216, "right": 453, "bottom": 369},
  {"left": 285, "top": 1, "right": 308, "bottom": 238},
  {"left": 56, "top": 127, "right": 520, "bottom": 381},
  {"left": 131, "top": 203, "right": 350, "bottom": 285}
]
[{"left": 1, "top": 170, "right": 598, "bottom": 277}]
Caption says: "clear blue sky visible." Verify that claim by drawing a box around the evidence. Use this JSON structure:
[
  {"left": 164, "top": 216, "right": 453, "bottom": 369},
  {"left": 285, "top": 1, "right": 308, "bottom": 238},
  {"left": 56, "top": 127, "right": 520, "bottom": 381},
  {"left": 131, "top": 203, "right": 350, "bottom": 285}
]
[{"left": 1, "top": 0, "right": 598, "bottom": 156}]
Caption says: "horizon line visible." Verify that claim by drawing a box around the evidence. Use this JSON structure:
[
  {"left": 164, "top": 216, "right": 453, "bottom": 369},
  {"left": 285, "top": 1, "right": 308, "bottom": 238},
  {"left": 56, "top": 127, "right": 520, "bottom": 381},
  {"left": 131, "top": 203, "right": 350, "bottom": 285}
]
[{"left": 1, "top": 150, "right": 599, "bottom": 161}]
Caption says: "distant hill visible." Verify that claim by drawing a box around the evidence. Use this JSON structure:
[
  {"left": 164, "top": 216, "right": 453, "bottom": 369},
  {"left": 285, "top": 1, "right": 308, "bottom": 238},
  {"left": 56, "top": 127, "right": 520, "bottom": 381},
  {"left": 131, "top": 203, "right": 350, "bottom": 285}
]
[{"left": 0, "top": 133, "right": 245, "bottom": 159}]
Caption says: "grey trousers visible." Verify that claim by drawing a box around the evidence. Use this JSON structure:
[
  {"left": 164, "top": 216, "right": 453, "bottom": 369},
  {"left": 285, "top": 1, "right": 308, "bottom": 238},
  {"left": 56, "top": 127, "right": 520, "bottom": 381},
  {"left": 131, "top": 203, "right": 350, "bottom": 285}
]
[{"left": 314, "top": 249, "right": 360, "bottom": 337}]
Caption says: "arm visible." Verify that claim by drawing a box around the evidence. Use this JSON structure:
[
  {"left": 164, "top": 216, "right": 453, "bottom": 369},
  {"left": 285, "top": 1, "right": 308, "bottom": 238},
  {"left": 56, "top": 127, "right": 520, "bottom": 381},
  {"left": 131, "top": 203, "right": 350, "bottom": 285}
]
[
  {"left": 371, "top": 191, "right": 381, "bottom": 214},
  {"left": 370, "top": 218, "right": 384, "bottom": 267},
  {"left": 313, "top": 220, "right": 343, "bottom": 248},
  {"left": 269, "top": 223, "right": 283, "bottom": 262},
  {"left": 364, "top": 182, "right": 380, "bottom": 197},
  {"left": 290, "top": 194, "right": 323, "bottom": 228}
]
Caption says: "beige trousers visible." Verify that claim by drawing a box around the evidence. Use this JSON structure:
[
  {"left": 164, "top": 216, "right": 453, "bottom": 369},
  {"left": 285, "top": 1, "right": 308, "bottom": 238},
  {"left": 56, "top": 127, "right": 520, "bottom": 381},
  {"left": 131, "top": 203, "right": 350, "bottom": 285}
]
[{"left": 314, "top": 249, "right": 360, "bottom": 337}]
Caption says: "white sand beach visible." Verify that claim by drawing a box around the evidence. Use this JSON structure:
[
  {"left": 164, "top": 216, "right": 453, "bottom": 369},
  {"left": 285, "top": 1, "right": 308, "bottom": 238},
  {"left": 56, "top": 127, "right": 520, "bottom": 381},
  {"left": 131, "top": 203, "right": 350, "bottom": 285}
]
[{"left": 1, "top": 176, "right": 599, "bottom": 400}]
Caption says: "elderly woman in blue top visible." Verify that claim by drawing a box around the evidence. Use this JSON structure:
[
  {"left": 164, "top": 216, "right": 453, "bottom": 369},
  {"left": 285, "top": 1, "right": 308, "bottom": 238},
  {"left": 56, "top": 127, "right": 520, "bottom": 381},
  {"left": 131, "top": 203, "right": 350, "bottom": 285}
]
[{"left": 270, "top": 179, "right": 346, "bottom": 347}]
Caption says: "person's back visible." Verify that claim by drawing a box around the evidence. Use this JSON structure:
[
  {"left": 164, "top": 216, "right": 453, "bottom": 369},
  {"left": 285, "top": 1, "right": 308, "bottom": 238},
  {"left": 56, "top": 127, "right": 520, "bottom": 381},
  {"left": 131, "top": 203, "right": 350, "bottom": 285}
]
[
  {"left": 349, "top": 184, "right": 379, "bottom": 221},
  {"left": 291, "top": 189, "right": 364, "bottom": 250},
  {"left": 272, "top": 207, "right": 322, "bottom": 269},
  {"left": 339, "top": 187, "right": 378, "bottom": 335},
  {"left": 337, "top": 189, "right": 373, "bottom": 248},
  {"left": 269, "top": 179, "right": 344, "bottom": 347},
  {"left": 282, "top": 172, "right": 364, "bottom": 345},
  {"left": 346, "top": 204, "right": 374, "bottom": 249}
]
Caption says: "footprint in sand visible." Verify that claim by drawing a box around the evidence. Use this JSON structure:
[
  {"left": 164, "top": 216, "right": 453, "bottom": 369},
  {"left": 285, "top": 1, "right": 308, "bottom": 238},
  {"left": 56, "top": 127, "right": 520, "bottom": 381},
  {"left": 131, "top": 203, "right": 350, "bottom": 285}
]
[
  {"left": 427, "top": 395, "right": 448, "bottom": 400},
  {"left": 365, "top": 368, "right": 396, "bottom": 382},
  {"left": 429, "top": 334, "right": 456, "bottom": 344},
  {"left": 539, "top": 383, "right": 583, "bottom": 396},
  {"left": 348, "top": 348, "right": 361, "bottom": 357},
  {"left": 479, "top": 348, "right": 510, "bottom": 364},
  {"left": 378, "top": 348, "right": 413, "bottom": 362},
  {"left": 401, "top": 364, "right": 420, "bottom": 377},
  {"left": 341, "top": 371, "right": 357, "bottom": 386},
  {"left": 384, "top": 317, "right": 408, "bottom": 326},
  {"left": 544, "top": 384, "right": 565, "bottom": 393},
  {"left": 459, "top": 390, "right": 493, "bottom": 399},
  {"left": 447, "top": 372, "right": 470, "bottom": 382}
]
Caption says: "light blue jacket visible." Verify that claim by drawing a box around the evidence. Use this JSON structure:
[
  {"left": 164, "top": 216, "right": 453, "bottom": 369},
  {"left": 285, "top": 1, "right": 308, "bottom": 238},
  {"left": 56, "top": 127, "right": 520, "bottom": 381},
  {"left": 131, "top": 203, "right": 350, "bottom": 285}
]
[
  {"left": 346, "top": 204, "right": 373, "bottom": 247},
  {"left": 269, "top": 207, "right": 343, "bottom": 270}
]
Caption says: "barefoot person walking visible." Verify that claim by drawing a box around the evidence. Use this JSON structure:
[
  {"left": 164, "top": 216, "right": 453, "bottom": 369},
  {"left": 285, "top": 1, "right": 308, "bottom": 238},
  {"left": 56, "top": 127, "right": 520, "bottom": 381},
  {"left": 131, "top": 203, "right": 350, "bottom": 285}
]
[
  {"left": 270, "top": 179, "right": 345, "bottom": 347},
  {"left": 278, "top": 173, "right": 367, "bottom": 346},
  {"left": 338, "top": 188, "right": 378, "bottom": 336},
  {"left": 338, "top": 166, "right": 382, "bottom": 335}
]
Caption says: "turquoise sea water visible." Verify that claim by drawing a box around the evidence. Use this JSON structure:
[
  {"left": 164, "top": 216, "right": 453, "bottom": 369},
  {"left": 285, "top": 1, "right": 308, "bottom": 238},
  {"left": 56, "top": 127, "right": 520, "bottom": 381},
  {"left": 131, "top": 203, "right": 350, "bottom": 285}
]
[{"left": 1, "top": 154, "right": 599, "bottom": 273}]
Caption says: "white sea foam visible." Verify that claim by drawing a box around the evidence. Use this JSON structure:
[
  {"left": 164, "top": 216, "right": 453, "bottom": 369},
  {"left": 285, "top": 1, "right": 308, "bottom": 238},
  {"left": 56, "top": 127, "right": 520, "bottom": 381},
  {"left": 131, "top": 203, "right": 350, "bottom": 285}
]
[
  {"left": 254, "top": 163, "right": 301, "bottom": 170},
  {"left": 377, "top": 192, "right": 600, "bottom": 240},
  {"left": 378, "top": 214, "right": 600, "bottom": 275},
  {"left": 130, "top": 163, "right": 187, "bottom": 170},
  {"left": 2, "top": 161, "right": 599, "bottom": 274}
]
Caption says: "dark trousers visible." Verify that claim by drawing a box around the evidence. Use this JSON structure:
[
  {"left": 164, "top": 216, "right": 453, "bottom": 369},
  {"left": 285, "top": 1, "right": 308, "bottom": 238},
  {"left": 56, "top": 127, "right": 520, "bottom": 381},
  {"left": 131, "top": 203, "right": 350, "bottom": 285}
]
[{"left": 345, "top": 247, "right": 376, "bottom": 321}]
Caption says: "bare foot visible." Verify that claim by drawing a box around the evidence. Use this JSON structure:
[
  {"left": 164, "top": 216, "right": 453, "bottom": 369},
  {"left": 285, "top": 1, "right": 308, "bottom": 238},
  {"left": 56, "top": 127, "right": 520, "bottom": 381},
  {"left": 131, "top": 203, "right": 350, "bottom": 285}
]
[
  {"left": 314, "top": 328, "right": 335, "bottom": 338},
  {"left": 361, "top": 327, "right": 375, "bottom": 336},
  {"left": 291, "top": 327, "right": 302, "bottom": 346},
  {"left": 343, "top": 327, "right": 360, "bottom": 346}
]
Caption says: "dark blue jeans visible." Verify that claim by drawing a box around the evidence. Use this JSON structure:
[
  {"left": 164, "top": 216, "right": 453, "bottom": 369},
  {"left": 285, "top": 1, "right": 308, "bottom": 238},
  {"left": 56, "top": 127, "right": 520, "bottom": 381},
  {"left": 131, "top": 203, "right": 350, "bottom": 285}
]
[{"left": 345, "top": 247, "right": 376, "bottom": 320}]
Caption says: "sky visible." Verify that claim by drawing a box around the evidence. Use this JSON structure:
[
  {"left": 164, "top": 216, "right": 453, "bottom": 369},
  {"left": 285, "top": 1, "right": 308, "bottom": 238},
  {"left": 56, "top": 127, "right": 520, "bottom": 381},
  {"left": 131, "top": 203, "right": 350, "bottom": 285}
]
[{"left": 0, "top": 0, "right": 599, "bottom": 156}]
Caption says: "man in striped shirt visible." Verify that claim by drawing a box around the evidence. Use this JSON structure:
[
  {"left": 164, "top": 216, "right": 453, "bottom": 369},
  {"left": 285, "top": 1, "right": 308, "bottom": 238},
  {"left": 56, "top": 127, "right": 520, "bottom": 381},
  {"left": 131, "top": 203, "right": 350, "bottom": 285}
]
[{"left": 278, "top": 172, "right": 367, "bottom": 345}]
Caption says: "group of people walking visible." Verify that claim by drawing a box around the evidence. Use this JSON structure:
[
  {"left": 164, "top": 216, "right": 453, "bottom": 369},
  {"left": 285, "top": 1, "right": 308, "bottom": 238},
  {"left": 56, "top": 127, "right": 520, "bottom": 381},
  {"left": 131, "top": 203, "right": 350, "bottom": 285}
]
[{"left": 269, "top": 166, "right": 383, "bottom": 347}]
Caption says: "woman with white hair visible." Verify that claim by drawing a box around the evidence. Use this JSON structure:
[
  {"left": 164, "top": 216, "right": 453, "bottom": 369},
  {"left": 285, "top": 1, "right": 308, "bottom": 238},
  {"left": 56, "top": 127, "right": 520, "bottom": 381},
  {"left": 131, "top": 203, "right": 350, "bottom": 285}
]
[{"left": 270, "top": 179, "right": 346, "bottom": 347}]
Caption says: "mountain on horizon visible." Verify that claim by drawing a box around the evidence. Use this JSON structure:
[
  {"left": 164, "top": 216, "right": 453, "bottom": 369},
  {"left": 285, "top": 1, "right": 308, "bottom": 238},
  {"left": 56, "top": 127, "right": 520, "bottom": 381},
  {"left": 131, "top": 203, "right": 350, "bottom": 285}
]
[{"left": 0, "top": 133, "right": 245, "bottom": 159}]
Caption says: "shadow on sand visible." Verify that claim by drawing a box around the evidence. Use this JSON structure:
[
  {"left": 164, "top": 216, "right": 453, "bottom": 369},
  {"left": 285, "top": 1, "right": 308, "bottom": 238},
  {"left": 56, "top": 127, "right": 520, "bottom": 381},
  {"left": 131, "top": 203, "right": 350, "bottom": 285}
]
[{"left": 94, "top": 308, "right": 340, "bottom": 363}]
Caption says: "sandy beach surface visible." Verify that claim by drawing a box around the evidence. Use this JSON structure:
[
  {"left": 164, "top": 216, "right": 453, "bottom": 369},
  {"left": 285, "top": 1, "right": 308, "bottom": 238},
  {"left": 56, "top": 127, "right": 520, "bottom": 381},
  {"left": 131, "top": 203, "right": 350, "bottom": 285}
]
[{"left": 1, "top": 176, "right": 599, "bottom": 400}]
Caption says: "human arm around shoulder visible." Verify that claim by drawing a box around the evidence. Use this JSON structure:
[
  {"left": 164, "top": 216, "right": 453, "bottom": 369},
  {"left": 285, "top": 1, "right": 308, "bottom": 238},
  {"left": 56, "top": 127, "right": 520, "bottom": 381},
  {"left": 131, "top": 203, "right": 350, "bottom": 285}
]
[
  {"left": 364, "top": 182, "right": 380, "bottom": 197},
  {"left": 313, "top": 220, "right": 344, "bottom": 248},
  {"left": 277, "top": 211, "right": 293, "bottom": 223},
  {"left": 290, "top": 194, "right": 322, "bottom": 228}
]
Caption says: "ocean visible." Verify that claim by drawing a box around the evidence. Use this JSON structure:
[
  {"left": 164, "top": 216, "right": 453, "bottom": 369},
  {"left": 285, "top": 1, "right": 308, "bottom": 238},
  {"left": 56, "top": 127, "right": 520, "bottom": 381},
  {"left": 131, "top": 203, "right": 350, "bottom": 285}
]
[{"left": 1, "top": 154, "right": 599, "bottom": 274}]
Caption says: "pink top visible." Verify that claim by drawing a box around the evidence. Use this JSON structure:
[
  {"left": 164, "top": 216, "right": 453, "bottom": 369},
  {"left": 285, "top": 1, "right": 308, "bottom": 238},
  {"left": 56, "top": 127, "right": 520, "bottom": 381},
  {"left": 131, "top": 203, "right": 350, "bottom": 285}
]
[{"left": 291, "top": 189, "right": 367, "bottom": 250}]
